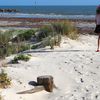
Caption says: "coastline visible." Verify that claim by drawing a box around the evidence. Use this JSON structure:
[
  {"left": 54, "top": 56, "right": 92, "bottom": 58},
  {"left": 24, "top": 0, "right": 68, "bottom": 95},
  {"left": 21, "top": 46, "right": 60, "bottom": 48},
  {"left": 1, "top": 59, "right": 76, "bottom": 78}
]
[
  {"left": 0, "top": 17, "right": 95, "bottom": 22},
  {"left": 0, "top": 5, "right": 99, "bottom": 100},
  {"left": 0, "top": 17, "right": 98, "bottom": 100},
  {"left": 0, "top": 17, "right": 95, "bottom": 34}
]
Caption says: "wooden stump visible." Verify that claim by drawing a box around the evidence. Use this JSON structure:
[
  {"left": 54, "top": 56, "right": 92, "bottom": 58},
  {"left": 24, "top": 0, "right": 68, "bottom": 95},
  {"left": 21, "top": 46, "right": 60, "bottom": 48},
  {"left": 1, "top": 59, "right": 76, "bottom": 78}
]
[{"left": 37, "top": 75, "right": 54, "bottom": 92}]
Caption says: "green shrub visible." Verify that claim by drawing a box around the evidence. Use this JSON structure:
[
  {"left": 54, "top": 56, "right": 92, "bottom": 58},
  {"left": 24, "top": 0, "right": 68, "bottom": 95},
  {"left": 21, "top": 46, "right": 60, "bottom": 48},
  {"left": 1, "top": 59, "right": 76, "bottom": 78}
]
[
  {"left": 11, "top": 57, "right": 19, "bottom": 64},
  {"left": 31, "top": 44, "right": 38, "bottom": 49},
  {"left": 17, "top": 54, "right": 30, "bottom": 61},
  {"left": 18, "top": 44, "right": 30, "bottom": 52},
  {"left": 0, "top": 69, "right": 11, "bottom": 88},
  {"left": 17, "top": 29, "right": 35, "bottom": 41},
  {"left": 35, "top": 31, "right": 49, "bottom": 42},
  {"left": 11, "top": 54, "right": 31, "bottom": 64},
  {"left": 0, "top": 29, "right": 33, "bottom": 58}
]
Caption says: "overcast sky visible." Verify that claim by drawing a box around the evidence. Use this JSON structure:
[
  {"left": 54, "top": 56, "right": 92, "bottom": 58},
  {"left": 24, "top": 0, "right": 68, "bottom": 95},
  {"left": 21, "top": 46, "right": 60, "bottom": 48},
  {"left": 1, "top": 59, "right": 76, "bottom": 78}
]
[{"left": 0, "top": 0, "right": 99, "bottom": 6}]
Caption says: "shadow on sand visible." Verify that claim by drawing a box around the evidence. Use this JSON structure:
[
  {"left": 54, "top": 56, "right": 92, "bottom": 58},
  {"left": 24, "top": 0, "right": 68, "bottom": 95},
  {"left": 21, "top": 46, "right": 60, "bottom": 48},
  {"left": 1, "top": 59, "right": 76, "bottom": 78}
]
[
  {"left": 23, "top": 49, "right": 93, "bottom": 54},
  {"left": 28, "top": 81, "right": 38, "bottom": 86}
]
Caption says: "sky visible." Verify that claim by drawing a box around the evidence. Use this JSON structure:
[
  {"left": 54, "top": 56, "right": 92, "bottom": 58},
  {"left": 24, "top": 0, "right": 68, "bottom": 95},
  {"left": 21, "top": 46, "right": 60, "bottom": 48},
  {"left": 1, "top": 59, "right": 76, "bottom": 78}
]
[{"left": 0, "top": 0, "right": 99, "bottom": 6}]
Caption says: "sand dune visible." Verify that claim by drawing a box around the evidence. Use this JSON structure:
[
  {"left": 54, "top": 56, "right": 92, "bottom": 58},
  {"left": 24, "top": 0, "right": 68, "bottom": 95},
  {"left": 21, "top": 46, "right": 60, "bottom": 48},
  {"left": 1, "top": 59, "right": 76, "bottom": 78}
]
[{"left": 1, "top": 34, "right": 100, "bottom": 100}]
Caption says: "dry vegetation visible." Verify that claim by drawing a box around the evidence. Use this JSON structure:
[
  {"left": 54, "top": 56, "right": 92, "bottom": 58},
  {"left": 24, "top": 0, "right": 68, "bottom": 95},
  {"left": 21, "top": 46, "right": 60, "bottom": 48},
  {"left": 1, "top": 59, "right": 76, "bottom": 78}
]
[
  {"left": 0, "top": 69, "right": 11, "bottom": 88},
  {"left": 0, "top": 20, "right": 78, "bottom": 58},
  {"left": 38, "top": 20, "right": 78, "bottom": 49}
]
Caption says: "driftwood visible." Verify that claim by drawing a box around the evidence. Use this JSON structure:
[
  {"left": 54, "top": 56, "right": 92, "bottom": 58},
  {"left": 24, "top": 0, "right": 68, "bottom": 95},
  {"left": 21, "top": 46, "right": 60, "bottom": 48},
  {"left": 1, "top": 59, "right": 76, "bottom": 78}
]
[
  {"left": 17, "top": 75, "right": 57, "bottom": 94},
  {"left": 17, "top": 84, "right": 58, "bottom": 94},
  {"left": 37, "top": 75, "right": 54, "bottom": 92}
]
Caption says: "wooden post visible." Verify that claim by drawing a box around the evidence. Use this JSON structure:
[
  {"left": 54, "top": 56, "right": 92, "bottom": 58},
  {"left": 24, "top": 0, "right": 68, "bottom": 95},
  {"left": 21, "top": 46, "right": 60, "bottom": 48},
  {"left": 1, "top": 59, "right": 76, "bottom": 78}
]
[{"left": 37, "top": 75, "right": 54, "bottom": 92}]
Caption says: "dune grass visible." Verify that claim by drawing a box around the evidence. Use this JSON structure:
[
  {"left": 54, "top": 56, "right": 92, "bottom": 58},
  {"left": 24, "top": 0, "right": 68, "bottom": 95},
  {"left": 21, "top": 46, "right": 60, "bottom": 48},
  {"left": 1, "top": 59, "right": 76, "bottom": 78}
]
[
  {"left": 51, "top": 21, "right": 78, "bottom": 39},
  {"left": 13, "top": 29, "right": 35, "bottom": 41},
  {"left": 37, "top": 20, "right": 78, "bottom": 49},
  {"left": 0, "top": 69, "right": 11, "bottom": 88},
  {"left": 0, "top": 20, "right": 78, "bottom": 57},
  {"left": 0, "top": 29, "right": 34, "bottom": 59}
]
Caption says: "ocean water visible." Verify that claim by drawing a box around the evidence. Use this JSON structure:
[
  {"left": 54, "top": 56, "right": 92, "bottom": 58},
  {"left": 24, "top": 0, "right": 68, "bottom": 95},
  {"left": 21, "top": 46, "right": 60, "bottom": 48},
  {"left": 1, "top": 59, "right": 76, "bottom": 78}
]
[{"left": 0, "top": 6, "right": 97, "bottom": 20}]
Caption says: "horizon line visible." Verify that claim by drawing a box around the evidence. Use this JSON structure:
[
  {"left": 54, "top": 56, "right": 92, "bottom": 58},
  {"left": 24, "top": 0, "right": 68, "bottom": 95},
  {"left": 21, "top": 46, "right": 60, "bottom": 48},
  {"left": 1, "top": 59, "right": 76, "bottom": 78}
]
[{"left": 0, "top": 5, "right": 98, "bottom": 6}]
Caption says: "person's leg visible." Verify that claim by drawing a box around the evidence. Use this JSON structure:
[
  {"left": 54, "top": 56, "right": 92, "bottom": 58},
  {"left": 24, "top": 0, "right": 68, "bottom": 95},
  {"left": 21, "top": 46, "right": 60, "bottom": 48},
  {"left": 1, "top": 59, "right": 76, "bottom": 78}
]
[{"left": 97, "top": 34, "right": 100, "bottom": 51}]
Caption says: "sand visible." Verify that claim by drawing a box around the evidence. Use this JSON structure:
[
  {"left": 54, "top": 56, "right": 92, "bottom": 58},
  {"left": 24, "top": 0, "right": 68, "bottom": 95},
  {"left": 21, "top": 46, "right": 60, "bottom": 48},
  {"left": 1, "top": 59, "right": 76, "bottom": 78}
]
[{"left": 0, "top": 34, "right": 100, "bottom": 100}]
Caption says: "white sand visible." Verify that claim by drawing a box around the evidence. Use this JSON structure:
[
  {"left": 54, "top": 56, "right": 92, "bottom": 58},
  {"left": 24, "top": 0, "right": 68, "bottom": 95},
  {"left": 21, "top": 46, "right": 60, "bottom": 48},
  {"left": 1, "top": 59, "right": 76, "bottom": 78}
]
[{"left": 1, "top": 34, "right": 100, "bottom": 100}]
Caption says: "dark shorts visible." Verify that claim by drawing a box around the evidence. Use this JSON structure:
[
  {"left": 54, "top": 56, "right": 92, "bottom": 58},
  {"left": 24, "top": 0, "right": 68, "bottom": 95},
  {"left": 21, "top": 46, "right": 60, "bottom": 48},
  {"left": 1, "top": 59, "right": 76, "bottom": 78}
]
[{"left": 94, "top": 25, "right": 100, "bottom": 33}]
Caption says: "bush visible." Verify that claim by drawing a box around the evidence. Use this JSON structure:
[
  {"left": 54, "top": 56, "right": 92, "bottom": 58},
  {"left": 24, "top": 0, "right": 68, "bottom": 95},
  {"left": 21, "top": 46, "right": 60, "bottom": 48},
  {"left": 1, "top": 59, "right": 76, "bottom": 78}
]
[
  {"left": 11, "top": 54, "right": 31, "bottom": 64},
  {"left": 11, "top": 57, "right": 19, "bottom": 64},
  {"left": 51, "top": 21, "right": 78, "bottom": 39},
  {"left": 0, "top": 69, "right": 11, "bottom": 88},
  {"left": 17, "top": 44, "right": 30, "bottom": 53},
  {"left": 31, "top": 44, "right": 38, "bottom": 49},
  {"left": 17, "top": 54, "right": 30, "bottom": 61},
  {"left": 35, "top": 31, "right": 50, "bottom": 42},
  {"left": 0, "top": 29, "right": 32, "bottom": 58},
  {"left": 16, "top": 29, "right": 35, "bottom": 41},
  {"left": 0, "top": 32, "right": 11, "bottom": 58}
]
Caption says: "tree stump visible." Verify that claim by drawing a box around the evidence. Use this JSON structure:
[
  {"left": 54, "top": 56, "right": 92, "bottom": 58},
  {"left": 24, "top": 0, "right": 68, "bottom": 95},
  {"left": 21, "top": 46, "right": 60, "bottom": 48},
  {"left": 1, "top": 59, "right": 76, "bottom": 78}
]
[{"left": 37, "top": 75, "right": 54, "bottom": 92}]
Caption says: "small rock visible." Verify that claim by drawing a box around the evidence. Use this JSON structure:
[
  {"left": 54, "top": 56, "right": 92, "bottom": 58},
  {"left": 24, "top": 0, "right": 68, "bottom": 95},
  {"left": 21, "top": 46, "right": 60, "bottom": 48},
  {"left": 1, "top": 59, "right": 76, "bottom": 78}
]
[{"left": 80, "top": 78, "right": 84, "bottom": 83}]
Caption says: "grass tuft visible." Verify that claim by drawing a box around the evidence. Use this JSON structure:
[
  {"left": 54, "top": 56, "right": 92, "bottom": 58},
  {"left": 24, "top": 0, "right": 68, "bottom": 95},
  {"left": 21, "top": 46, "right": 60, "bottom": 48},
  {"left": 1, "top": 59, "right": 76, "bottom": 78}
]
[
  {"left": 51, "top": 21, "right": 78, "bottom": 39},
  {"left": 0, "top": 69, "right": 11, "bottom": 88}
]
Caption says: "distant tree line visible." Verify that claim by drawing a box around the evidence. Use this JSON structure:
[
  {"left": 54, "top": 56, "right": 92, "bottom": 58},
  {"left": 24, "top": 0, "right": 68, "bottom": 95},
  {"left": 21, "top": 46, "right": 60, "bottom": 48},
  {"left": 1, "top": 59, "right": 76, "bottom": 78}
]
[{"left": 0, "top": 9, "right": 18, "bottom": 13}]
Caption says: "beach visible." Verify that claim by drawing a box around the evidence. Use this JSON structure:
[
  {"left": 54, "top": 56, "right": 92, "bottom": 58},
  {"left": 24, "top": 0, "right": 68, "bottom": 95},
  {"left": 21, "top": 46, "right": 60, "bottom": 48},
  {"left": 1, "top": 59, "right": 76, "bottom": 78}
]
[
  {"left": 0, "top": 5, "right": 99, "bottom": 100},
  {"left": 1, "top": 34, "right": 100, "bottom": 100}
]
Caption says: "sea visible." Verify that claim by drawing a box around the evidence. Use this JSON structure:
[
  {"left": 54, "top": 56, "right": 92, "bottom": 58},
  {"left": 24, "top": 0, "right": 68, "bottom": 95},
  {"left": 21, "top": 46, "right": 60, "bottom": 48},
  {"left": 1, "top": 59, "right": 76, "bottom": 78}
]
[{"left": 0, "top": 6, "right": 97, "bottom": 20}]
